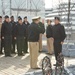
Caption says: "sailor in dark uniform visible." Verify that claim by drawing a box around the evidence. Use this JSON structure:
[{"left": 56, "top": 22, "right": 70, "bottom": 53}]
[
  {"left": 53, "top": 17, "right": 66, "bottom": 60},
  {"left": 46, "top": 19, "right": 54, "bottom": 55},
  {"left": 16, "top": 16, "right": 21, "bottom": 25},
  {"left": 14, "top": 18, "right": 26, "bottom": 56},
  {"left": 38, "top": 17, "right": 45, "bottom": 52},
  {"left": 10, "top": 16, "right": 16, "bottom": 54},
  {"left": 23, "top": 16, "right": 30, "bottom": 53},
  {"left": 0, "top": 16, "right": 3, "bottom": 54},
  {"left": 1, "top": 15, "right": 12, "bottom": 57}
]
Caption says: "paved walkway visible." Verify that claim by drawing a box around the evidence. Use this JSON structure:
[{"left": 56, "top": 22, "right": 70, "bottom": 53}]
[
  {"left": 0, "top": 36, "right": 75, "bottom": 75},
  {"left": 0, "top": 53, "right": 75, "bottom": 75}
]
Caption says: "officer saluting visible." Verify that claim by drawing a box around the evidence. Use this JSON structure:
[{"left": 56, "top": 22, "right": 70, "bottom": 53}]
[
  {"left": 1, "top": 15, "right": 12, "bottom": 57},
  {"left": 53, "top": 17, "right": 66, "bottom": 60},
  {"left": 28, "top": 16, "right": 42, "bottom": 69}
]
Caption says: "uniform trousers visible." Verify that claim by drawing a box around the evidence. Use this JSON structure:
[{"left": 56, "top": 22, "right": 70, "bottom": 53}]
[
  {"left": 23, "top": 38, "right": 28, "bottom": 53},
  {"left": 39, "top": 34, "right": 42, "bottom": 51},
  {"left": 47, "top": 38, "right": 54, "bottom": 54},
  {"left": 17, "top": 37, "right": 24, "bottom": 55},
  {"left": 54, "top": 40, "right": 62, "bottom": 60},
  {"left": 4, "top": 36, "right": 12, "bottom": 56},
  {"left": 29, "top": 42, "right": 39, "bottom": 68},
  {"left": 0, "top": 39, "right": 1, "bottom": 52},
  {"left": 1, "top": 39, "right": 4, "bottom": 53},
  {"left": 12, "top": 36, "right": 16, "bottom": 53}
]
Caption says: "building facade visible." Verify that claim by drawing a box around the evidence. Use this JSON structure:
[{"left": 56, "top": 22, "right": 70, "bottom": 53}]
[
  {"left": 45, "top": 2, "right": 75, "bottom": 41},
  {"left": 0, "top": 0, "right": 45, "bottom": 22}
]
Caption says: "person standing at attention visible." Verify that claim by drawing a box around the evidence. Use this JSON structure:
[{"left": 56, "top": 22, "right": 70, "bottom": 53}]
[
  {"left": 1, "top": 16, "right": 12, "bottom": 57},
  {"left": 0, "top": 16, "right": 3, "bottom": 54},
  {"left": 23, "top": 16, "right": 30, "bottom": 53},
  {"left": 46, "top": 19, "right": 54, "bottom": 55},
  {"left": 53, "top": 17, "right": 66, "bottom": 60},
  {"left": 38, "top": 17, "right": 45, "bottom": 52},
  {"left": 14, "top": 18, "right": 26, "bottom": 56}
]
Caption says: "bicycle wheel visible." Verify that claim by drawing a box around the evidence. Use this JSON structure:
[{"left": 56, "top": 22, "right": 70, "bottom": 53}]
[
  {"left": 55, "top": 66, "right": 62, "bottom": 75},
  {"left": 55, "top": 53, "right": 64, "bottom": 75},
  {"left": 59, "top": 54, "right": 64, "bottom": 75},
  {"left": 42, "top": 56, "right": 52, "bottom": 75},
  {"left": 60, "top": 65, "right": 65, "bottom": 75},
  {"left": 55, "top": 66, "right": 57, "bottom": 75},
  {"left": 59, "top": 66, "right": 63, "bottom": 75}
]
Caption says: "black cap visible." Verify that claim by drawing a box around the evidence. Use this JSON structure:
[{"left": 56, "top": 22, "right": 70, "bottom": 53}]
[
  {"left": 18, "top": 16, "right": 21, "bottom": 19},
  {"left": 5, "top": 15, "right": 9, "bottom": 19},
  {"left": 46, "top": 19, "right": 52, "bottom": 23},
  {"left": 24, "top": 16, "right": 27, "bottom": 19},
  {"left": 11, "top": 16, "right": 14, "bottom": 18},
  {"left": 55, "top": 17, "right": 60, "bottom": 21},
  {"left": 18, "top": 17, "right": 22, "bottom": 21},
  {"left": 0, "top": 16, "right": 2, "bottom": 18}
]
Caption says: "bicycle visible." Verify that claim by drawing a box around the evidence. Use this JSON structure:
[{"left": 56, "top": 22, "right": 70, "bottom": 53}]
[
  {"left": 42, "top": 56, "right": 53, "bottom": 75},
  {"left": 54, "top": 53, "right": 64, "bottom": 75}
]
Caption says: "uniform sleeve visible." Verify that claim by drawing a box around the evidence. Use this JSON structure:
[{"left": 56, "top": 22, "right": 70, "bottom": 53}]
[
  {"left": 27, "top": 26, "right": 31, "bottom": 39},
  {"left": 41, "top": 24, "right": 45, "bottom": 34},
  {"left": 39, "top": 22, "right": 45, "bottom": 34},
  {"left": 46, "top": 26, "right": 53, "bottom": 38},
  {"left": 46, "top": 27, "right": 49, "bottom": 38},
  {"left": 37, "top": 25, "right": 43, "bottom": 34},
  {"left": 24, "top": 26, "right": 26, "bottom": 37},
  {"left": 28, "top": 22, "right": 30, "bottom": 26},
  {"left": 14, "top": 25, "right": 17, "bottom": 37},
  {"left": 60, "top": 25, "right": 66, "bottom": 42},
  {"left": 12, "top": 23, "right": 16, "bottom": 36},
  {"left": 1, "top": 23, "right": 5, "bottom": 37}
]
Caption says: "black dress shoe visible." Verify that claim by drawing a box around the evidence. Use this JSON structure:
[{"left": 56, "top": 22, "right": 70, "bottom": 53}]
[
  {"left": 26, "top": 52, "right": 29, "bottom": 53},
  {"left": 9, "top": 55, "right": 12, "bottom": 57},
  {"left": 5, "top": 55, "right": 12, "bottom": 57},
  {"left": 33, "top": 67, "right": 41, "bottom": 69},
  {"left": 11, "top": 52, "right": 16, "bottom": 54},
  {"left": 24, "top": 52, "right": 28, "bottom": 54},
  {"left": 5, "top": 55, "right": 8, "bottom": 57},
  {"left": 39, "top": 51, "right": 43, "bottom": 53},
  {"left": 46, "top": 53, "right": 53, "bottom": 55},
  {"left": 18, "top": 54, "right": 24, "bottom": 56}
]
